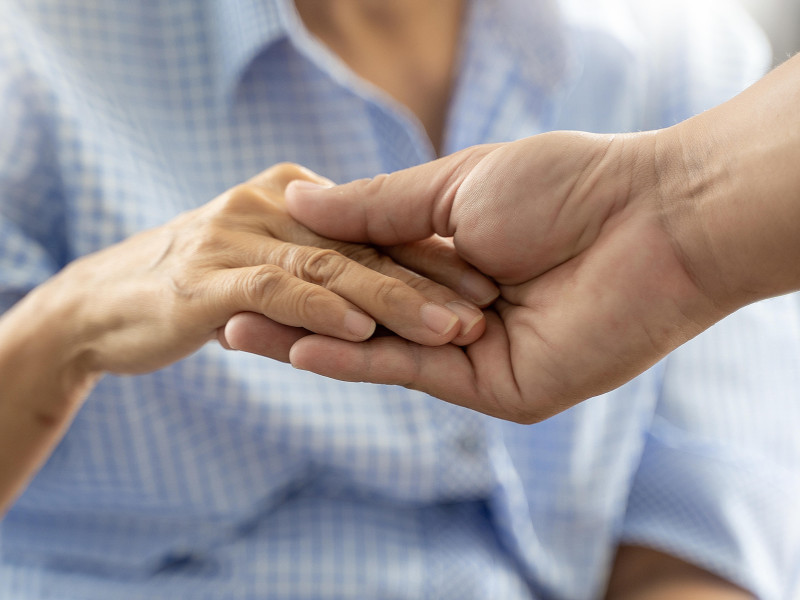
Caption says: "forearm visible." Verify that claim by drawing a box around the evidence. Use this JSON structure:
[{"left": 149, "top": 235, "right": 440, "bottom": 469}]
[
  {"left": 608, "top": 583, "right": 751, "bottom": 600},
  {"left": 0, "top": 279, "right": 100, "bottom": 516},
  {"left": 605, "top": 545, "right": 753, "bottom": 600},
  {"left": 654, "top": 53, "right": 800, "bottom": 311}
]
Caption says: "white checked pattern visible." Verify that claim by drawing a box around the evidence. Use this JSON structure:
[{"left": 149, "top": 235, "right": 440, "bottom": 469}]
[{"left": 0, "top": 0, "right": 798, "bottom": 598}]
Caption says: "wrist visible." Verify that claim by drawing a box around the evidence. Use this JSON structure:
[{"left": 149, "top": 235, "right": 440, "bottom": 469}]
[
  {"left": 651, "top": 59, "right": 800, "bottom": 309},
  {"left": 0, "top": 278, "right": 101, "bottom": 515},
  {"left": 0, "top": 276, "right": 101, "bottom": 411},
  {"left": 646, "top": 119, "right": 759, "bottom": 313}
]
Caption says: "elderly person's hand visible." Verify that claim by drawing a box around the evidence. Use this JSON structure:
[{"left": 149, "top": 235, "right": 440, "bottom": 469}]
[
  {"left": 0, "top": 162, "right": 496, "bottom": 514},
  {"left": 49, "top": 163, "right": 494, "bottom": 376}
]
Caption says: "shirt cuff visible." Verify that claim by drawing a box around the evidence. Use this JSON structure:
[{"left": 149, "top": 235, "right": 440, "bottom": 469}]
[{"left": 619, "top": 416, "right": 800, "bottom": 600}]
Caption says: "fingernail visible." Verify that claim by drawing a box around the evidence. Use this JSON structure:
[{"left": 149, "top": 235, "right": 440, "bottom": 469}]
[
  {"left": 460, "top": 270, "right": 499, "bottom": 306},
  {"left": 445, "top": 301, "right": 484, "bottom": 337},
  {"left": 345, "top": 310, "right": 376, "bottom": 339},
  {"left": 420, "top": 302, "right": 459, "bottom": 336}
]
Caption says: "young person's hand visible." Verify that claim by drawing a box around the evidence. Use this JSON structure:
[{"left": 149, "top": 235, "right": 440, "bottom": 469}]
[
  {"left": 286, "top": 131, "right": 719, "bottom": 422},
  {"left": 286, "top": 53, "right": 800, "bottom": 423}
]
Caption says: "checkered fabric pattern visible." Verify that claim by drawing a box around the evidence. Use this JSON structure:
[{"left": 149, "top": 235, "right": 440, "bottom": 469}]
[{"left": 1, "top": 0, "right": 798, "bottom": 598}]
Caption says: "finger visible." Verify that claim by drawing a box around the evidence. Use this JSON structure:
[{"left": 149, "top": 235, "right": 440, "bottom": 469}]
[
  {"left": 284, "top": 144, "right": 500, "bottom": 245},
  {"left": 379, "top": 236, "right": 499, "bottom": 307},
  {"left": 288, "top": 312, "right": 526, "bottom": 420},
  {"left": 205, "top": 200, "right": 477, "bottom": 345},
  {"left": 326, "top": 243, "right": 488, "bottom": 345},
  {"left": 289, "top": 335, "right": 482, "bottom": 406},
  {"left": 268, "top": 243, "right": 469, "bottom": 346},
  {"left": 204, "top": 264, "right": 377, "bottom": 341},
  {"left": 379, "top": 267, "right": 488, "bottom": 347},
  {"left": 218, "top": 312, "right": 309, "bottom": 362}
]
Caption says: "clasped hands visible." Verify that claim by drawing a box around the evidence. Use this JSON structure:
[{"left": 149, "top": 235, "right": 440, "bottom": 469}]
[
  {"left": 282, "top": 128, "right": 731, "bottom": 423},
  {"left": 56, "top": 127, "right": 727, "bottom": 424}
]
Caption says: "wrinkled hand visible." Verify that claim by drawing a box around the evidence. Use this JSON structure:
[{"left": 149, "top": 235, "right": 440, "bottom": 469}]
[
  {"left": 286, "top": 131, "right": 726, "bottom": 422},
  {"left": 51, "top": 163, "right": 496, "bottom": 378}
]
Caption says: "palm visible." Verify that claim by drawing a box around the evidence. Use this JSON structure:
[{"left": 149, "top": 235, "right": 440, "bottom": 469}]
[{"left": 287, "top": 131, "right": 723, "bottom": 422}]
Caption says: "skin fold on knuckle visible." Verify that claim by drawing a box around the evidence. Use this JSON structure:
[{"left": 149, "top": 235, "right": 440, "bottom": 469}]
[
  {"left": 284, "top": 279, "right": 326, "bottom": 326},
  {"left": 259, "top": 162, "right": 315, "bottom": 191},
  {"left": 396, "top": 269, "right": 438, "bottom": 294},
  {"left": 334, "top": 245, "right": 449, "bottom": 302},
  {"left": 381, "top": 242, "right": 468, "bottom": 294},
  {"left": 241, "top": 264, "right": 290, "bottom": 307},
  {"left": 213, "top": 183, "right": 283, "bottom": 233},
  {"left": 217, "top": 183, "right": 265, "bottom": 214},
  {"left": 368, "top": 276, "right": 410, "bottom": 314},
  {"left": 346, "top": 246, "right": 421, "bottom": 288},
  {"left": 295, "top": 247, "right": 350, "bottom": 286}
]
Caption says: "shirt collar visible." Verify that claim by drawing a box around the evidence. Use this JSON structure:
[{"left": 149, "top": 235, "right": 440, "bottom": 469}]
[
  {"left": 488, "top": 0, "right": 575, "bottom": 93},
  {"left": 207, "top": 0, "right": 295, "bottom": 103},
  {"left": 206, "top": 0, "right": 636, "bottom": 114},
  {"left": 208, "top": 0, "right": 577, "bottom": 103}
]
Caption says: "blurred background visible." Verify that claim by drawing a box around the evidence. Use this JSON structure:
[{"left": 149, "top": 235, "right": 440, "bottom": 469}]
[{"left": 738, "top": 0, "right": 800, "bottom": 65}]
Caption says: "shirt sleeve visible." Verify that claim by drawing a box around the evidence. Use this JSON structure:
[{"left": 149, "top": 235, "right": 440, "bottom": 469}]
[
  {"left": 0, "top": 47, "right": 67, "bottom": 314},
  {"left": 619, "top": 296, "right": 800, "bottom": 599}
]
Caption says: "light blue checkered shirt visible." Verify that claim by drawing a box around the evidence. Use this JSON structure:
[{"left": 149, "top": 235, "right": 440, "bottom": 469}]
[{"left": 1, "top": 0, "right": 799, "bottom": 598}]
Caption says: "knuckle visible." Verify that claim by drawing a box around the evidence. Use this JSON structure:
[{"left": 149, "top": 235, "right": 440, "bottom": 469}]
[
  {"left": 370, "top": 276, "right": 406, "bottom": 307},
  {"left": 401, "top": 272, "right": 433, "bottom": 293},
  {"left": 218, "top": 183, "right": 266, "bottom": 215},
  {"left": 342, "top": 244, "right": 438, "bottom": 293},
  {"left": 243, "top": 264, "right": 286, "bottom": 300},
  {"left": 260, "top": 162, "right": 321, "bottom": 191},
  {"left": 264, "top": 162, "right": 306, "bottom": 180},
  {"left": 297, "top": 247, "right": 348, "bottom": 285},
  {"left": 288, "top": 280, "right": 320, "bottom": 322}
]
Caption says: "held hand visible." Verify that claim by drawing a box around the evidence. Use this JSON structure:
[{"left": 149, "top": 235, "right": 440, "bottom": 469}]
[
  {"left": 45, "top": 163, "right": 496, "bottom": 379},
  {"left": 0, "top": 161, "right": 498, "bottom": 516},
  {"left": 286, "top": 131, "right": 726, "bottom": 422}
]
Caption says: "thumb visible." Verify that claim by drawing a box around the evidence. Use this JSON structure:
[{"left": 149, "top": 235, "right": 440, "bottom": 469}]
[{"left": 285, "top": 144, "right": 499, "bottom": 245}]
